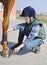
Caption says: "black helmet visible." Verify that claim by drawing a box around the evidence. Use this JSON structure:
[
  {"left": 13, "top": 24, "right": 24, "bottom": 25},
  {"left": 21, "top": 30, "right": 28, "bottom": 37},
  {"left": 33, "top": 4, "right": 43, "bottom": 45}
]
[{"left": 20, "top": 6, "right": 35, "bottom": 18}]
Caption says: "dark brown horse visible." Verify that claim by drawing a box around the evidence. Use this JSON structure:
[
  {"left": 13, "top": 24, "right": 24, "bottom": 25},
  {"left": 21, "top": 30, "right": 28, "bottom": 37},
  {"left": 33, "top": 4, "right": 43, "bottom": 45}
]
[{"left": 0, "top": 0, "right": 15, "bottom": 57}]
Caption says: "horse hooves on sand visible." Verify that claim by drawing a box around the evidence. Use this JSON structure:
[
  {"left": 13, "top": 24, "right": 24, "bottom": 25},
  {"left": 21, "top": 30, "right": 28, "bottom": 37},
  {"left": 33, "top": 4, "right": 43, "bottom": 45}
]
[{"left": 1, "top": 50, "right": 11, "bottom": 58}]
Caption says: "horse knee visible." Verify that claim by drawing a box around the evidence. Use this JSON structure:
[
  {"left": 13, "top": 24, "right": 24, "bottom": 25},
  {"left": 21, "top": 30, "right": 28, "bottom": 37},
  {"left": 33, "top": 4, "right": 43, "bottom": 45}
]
[{"left": 2, "top": 21, "right": 9, "bottom": 30}]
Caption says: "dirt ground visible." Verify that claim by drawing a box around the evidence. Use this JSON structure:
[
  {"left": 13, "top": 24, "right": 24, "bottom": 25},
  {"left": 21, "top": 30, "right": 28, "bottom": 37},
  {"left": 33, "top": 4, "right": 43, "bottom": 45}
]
[{"left": 0, "top": 19, "right": 47, "bottom": 65}]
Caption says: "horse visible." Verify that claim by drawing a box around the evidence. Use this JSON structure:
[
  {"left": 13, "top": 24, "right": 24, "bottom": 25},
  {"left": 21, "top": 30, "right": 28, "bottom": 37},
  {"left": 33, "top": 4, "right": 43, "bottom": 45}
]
[{"left": 0, "top": 0, "right": 15, "bottom": 57}]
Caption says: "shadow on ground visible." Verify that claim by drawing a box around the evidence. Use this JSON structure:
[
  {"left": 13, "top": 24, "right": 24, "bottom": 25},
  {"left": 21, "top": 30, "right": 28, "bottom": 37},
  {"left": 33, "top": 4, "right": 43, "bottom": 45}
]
[{"left": 0, "top": 41, "right": 33, "bottom": 56}]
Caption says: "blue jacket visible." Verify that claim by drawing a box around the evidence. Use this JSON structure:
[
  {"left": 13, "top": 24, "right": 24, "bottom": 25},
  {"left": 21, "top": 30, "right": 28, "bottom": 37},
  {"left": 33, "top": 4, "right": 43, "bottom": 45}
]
[
  {"left": 13, "top": 23, "right": 42, "bottom": 44},
  {"left": 13, "top": 19, "right": 46, "bottom": 44}
]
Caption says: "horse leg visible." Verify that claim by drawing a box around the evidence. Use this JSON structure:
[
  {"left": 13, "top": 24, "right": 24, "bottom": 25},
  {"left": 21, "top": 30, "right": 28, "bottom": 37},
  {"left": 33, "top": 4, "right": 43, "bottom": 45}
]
[{"left": 1, "top": 0, "right": 15, "bottom": 57}]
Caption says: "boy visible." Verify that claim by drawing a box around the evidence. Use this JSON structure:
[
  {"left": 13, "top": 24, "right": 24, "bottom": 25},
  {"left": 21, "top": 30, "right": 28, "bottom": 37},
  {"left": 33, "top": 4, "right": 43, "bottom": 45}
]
[{"left": 8, "top": 6, "right": 46, "bottom": 53}]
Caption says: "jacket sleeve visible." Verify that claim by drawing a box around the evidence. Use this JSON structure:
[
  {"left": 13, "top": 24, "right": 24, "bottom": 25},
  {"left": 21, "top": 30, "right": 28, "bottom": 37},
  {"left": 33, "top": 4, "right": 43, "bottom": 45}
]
[
  {"left": 24, "top": 24, "right": 41, "bottom": 44},
  {"left": 13, "top": 23, "right": 25, "bottom": 31}
]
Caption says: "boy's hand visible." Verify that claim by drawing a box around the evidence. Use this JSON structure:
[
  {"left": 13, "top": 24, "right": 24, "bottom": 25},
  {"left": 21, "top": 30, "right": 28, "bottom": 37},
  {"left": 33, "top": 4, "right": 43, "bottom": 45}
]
[
  {"left": 7, "top": 28, "right": 14, "bottom": 33},
  {"left": 14, "top": 43, "right": 24, "bottom": 53}
]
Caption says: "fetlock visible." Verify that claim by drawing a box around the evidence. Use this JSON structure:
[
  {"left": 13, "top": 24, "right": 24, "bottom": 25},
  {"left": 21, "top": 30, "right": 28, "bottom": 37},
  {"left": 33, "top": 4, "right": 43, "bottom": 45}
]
[{"left": 1, "top": 41, "right": 11, "bottom": 57}]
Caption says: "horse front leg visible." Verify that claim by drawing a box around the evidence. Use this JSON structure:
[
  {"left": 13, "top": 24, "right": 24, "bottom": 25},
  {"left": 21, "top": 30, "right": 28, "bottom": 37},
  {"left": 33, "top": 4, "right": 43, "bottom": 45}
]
[
  {"left": 1, "top": 8, "right": 10, "bottom": 57},
  {"left": 2, "top": 16, "right": 10, "bottom": 57},
  {"left": 1, "top": 0, "right": 15, "bottom": 57}
]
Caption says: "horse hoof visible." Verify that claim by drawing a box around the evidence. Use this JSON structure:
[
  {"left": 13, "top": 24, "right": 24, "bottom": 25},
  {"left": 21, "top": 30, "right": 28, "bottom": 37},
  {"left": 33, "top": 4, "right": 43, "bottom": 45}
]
[{"left": 1, "top": 51, "right": 11, "bottom": 58}]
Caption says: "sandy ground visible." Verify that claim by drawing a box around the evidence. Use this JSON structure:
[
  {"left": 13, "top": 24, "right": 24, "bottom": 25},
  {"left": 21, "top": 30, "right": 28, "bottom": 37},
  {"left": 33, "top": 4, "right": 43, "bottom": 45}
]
[{"left": 0, "top": 19, "right": 47, "bottom": 65}]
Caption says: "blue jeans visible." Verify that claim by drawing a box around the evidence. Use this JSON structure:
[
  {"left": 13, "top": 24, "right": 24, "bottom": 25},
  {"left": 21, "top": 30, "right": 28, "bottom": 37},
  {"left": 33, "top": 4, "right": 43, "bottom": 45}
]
[
  {"left": 24, "top": 39, "right": 44, "bottom": 51},
  {"left": 20, "top": 28, "right": 44, "bottom": 51}
]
